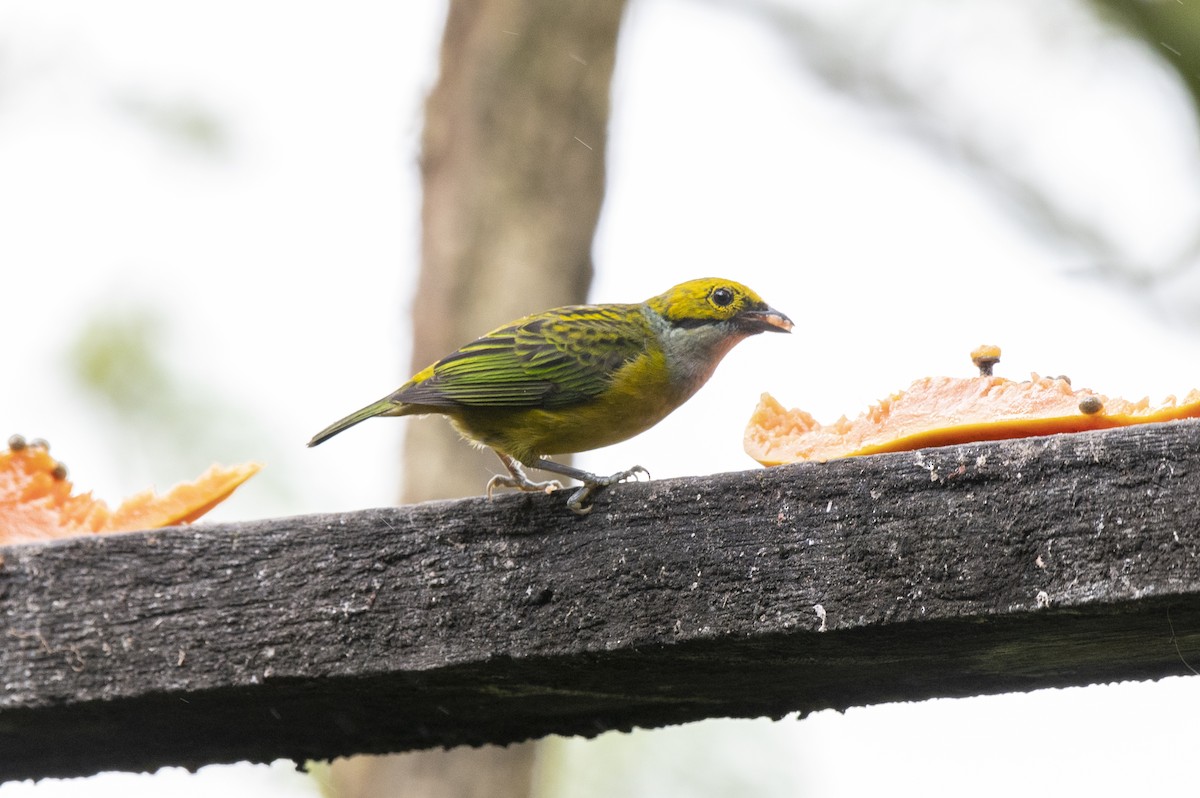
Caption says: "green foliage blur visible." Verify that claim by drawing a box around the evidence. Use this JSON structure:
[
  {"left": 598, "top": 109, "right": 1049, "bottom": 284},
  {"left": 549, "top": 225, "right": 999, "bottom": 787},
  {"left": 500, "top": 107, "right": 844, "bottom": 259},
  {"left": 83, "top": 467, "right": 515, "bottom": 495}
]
[{"left": 63, "top": 301, "right": 292, "bottom": 516}]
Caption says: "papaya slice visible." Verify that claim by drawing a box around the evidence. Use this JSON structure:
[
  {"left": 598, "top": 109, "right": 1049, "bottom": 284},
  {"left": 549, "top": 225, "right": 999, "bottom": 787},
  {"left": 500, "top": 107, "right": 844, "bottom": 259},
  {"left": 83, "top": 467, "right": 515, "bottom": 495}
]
[
  {"left": 0, "top": 435, "right": 261, "bottom": 544},
  {"left": 745, "top": 346, "right": 1200, "bottom": 465}
]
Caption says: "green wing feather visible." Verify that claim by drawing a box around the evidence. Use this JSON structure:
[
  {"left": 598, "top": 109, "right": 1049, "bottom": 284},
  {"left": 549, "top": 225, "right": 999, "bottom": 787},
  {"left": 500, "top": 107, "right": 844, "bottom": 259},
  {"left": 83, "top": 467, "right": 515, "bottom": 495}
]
[{"left": 394, "top": 304, "right": 651, "bottom": 409}]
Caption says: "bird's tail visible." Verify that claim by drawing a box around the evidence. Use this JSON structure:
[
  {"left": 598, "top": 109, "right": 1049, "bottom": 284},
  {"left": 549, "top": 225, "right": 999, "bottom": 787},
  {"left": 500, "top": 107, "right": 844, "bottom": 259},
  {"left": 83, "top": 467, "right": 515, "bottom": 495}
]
[{"left": 307, "top": 397, "right": 400, "bottom": 447}]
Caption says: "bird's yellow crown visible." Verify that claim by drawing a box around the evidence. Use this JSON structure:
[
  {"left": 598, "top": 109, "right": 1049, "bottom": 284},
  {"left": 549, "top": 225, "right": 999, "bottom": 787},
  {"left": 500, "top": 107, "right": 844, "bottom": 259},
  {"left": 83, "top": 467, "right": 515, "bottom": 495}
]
[{"left": 645, "top": 277, "right": 770, "bottom": 327}]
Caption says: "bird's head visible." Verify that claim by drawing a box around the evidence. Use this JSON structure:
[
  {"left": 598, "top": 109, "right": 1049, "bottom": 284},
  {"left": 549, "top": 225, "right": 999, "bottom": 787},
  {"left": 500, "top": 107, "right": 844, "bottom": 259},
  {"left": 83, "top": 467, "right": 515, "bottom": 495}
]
[
  {"left": 643, "top": 278, "right": 792, "bottom": 392},
  {"left": 645, "top": 278, "right": 793, "bottom": 336}
]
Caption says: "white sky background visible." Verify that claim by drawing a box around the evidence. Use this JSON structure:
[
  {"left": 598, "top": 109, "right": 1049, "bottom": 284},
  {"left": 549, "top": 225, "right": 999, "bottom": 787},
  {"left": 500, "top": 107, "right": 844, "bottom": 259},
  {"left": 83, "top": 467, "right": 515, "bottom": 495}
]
[{"left": 2, "top": 0, "right": 1199, "bottom": 795}]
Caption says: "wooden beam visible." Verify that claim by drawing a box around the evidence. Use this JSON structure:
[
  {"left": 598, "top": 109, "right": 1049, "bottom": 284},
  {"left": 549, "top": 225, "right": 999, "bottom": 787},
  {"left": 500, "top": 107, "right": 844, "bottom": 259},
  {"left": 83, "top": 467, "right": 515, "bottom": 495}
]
[{"left": 3, "top": 422, "right": 1200, "bottom": 780}]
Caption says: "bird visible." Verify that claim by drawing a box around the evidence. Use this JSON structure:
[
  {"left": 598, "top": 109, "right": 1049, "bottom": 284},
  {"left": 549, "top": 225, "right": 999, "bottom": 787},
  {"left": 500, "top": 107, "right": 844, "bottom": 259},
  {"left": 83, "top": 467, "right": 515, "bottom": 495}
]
[{"left": 308, "top": 277, "right": 792, "bottom": 514}]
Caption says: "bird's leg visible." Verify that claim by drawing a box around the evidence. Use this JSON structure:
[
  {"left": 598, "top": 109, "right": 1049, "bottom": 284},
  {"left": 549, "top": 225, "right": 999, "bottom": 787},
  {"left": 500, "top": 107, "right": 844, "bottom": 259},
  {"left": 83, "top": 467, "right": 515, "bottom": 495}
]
[
  {"left": 528, "top": 457, "right": 650, "bottom": 515},
  {"left": 487, "top": 452, "right": 562, "bottom": 499}
]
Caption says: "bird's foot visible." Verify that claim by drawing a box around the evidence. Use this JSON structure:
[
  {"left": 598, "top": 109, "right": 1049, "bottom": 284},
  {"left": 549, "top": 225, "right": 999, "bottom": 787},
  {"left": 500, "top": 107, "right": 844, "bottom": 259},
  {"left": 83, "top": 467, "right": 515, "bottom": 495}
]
[
  {"left": 494, "top": 453, "right": 650, "bottom": 514},
  {"left": 565, "top": 465, "right": 650, "bottom": 515},
  {"left": 487, "top": 454, "right": 562, "bottom": 499},
  {"left": 486, "top": 472, "right": 562, "bottom": 499}
]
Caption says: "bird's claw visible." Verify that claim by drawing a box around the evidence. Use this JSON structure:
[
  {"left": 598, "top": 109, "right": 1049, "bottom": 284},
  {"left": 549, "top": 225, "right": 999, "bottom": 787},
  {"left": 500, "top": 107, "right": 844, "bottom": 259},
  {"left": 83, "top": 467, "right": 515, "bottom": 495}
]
[
  {"left": 611, "top": 465, "right": 651, "bottom": 484},
  {"left": 565, "top": 465, "right": 650, "bottom": 515},
  {"left": 566, "top": 486, "right": 596, "bottom": 515}
]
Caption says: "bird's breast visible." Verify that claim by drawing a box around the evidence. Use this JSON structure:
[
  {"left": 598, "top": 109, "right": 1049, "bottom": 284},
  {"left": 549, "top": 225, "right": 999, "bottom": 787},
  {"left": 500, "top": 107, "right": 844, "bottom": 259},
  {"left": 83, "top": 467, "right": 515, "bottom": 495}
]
[{"left": 449, "top": 348, "right": 686, "bottom": 461}]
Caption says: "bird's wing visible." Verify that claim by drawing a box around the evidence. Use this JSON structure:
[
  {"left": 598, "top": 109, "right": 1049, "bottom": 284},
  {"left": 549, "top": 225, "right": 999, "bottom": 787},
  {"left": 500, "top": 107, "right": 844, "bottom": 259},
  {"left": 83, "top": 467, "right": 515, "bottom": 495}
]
[{"left": 393, "top": 305, "right": 650, "bottom": 409}]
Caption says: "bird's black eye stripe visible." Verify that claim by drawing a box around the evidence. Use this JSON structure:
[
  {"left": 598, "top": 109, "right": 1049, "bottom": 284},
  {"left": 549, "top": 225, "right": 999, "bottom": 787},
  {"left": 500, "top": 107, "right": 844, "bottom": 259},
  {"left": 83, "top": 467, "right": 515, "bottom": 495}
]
[{"left": 711, "top": 287, "right": 734, "bottom": 307}]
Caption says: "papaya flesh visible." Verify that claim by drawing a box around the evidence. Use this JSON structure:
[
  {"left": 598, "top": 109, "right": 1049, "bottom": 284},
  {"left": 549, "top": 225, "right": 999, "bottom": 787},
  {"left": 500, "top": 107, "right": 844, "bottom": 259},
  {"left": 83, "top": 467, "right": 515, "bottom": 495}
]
[
  {"left": 0, "top": 435, "right": 261, "bottom": 544},
  {"left": 745, "top": 350, "right": 1200, "bottom": 465}
]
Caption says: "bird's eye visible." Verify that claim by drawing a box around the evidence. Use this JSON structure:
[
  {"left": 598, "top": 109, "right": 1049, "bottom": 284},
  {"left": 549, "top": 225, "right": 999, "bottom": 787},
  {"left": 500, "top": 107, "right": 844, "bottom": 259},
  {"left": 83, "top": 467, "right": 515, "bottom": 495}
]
[{"left": 711, "top": 287, "right": 734, "bottom": 307}]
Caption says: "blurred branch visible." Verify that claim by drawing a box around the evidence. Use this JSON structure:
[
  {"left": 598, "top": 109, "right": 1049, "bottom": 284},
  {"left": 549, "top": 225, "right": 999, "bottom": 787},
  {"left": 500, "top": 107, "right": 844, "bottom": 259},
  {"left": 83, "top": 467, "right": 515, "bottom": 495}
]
[
  {"left": 724, "top": 0, "right": 1200, "bottom": 292},
  {"left": 1091, "top": 0, "right": 1200, "bottom": 120}
]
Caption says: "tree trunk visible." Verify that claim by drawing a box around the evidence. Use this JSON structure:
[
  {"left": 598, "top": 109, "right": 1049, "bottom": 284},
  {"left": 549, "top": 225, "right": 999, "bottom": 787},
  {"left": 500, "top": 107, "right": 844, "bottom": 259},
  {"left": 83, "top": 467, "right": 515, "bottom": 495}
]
[
  {"left": 403, "top": 0, "right": 628, "bottom": 505},
  {"left": 328, "top": 1, "right": 628, "bottom": 796}
]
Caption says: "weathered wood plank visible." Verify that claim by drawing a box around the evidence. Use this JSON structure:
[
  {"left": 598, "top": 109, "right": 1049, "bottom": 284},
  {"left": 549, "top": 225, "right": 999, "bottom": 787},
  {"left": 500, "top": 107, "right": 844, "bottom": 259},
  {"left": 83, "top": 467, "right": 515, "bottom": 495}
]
[{"left": 2, "top": 421, "right": 1200, "bottom": 780}]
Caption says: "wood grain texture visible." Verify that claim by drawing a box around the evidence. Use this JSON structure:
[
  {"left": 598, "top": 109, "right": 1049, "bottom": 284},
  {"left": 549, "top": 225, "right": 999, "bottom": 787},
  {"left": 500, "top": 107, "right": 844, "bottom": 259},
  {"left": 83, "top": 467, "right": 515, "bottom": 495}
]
[{"left": 3, "top": 421, "right": 1200, "bottom": 780}]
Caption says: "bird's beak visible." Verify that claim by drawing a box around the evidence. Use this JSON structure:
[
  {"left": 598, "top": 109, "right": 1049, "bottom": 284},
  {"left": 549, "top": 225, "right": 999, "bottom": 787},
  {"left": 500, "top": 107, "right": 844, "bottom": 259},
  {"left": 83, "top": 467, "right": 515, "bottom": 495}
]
[{"left": 740, "top": 307, "right": 793, "bottom": 334}]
